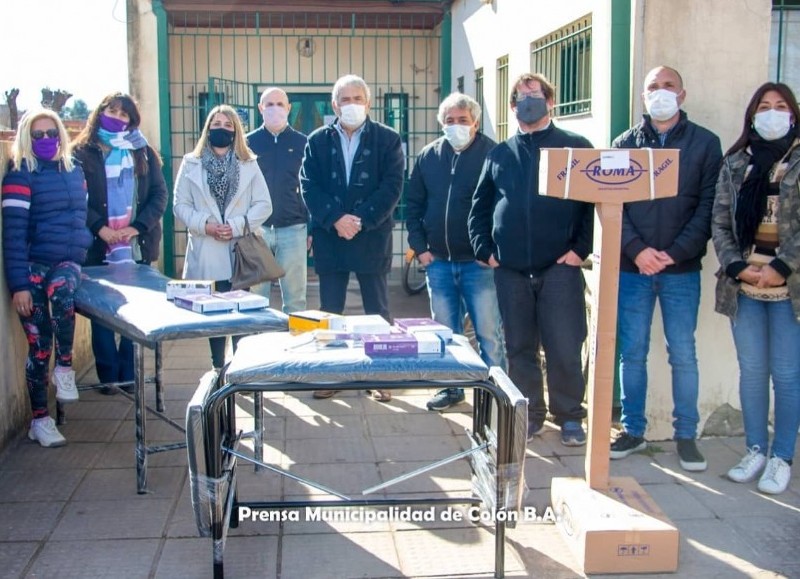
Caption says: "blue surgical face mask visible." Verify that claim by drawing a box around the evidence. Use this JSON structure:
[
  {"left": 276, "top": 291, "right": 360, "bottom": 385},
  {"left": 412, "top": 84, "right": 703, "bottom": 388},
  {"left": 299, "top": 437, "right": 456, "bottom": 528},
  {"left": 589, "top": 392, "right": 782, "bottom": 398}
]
[
  {"left": 443, "top": 124, "right": 473, "bottom": 150},
  {"left": 515, "top": 96, "right": 549, "bottom": 125},
  {"left": 753, "top": 109, "right": 793, "bottom": 141}
]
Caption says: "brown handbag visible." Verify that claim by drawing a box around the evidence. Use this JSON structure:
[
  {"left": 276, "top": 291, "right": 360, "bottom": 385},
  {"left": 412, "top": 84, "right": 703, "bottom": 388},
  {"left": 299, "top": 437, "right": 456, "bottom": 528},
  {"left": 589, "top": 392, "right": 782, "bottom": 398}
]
[{"left": 230, "top": 216, "right": 285, "bottom": 290}]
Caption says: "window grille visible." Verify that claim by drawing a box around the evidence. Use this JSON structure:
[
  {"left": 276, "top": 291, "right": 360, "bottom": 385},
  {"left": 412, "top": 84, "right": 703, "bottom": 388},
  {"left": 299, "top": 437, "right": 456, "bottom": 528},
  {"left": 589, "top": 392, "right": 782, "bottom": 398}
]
[{"left": 496, "top": 55, "right": 509, "bottom": 141}]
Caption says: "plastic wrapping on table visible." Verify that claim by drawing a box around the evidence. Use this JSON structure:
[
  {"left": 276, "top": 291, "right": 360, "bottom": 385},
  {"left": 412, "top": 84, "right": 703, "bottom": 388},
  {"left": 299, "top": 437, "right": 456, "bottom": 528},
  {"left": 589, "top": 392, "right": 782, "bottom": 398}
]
[
  {"left": 225, "top": 332, "right": 490, "bottom": 385},
  {"left": 74, "top": 263, "right": 288, "bottom": 344}
]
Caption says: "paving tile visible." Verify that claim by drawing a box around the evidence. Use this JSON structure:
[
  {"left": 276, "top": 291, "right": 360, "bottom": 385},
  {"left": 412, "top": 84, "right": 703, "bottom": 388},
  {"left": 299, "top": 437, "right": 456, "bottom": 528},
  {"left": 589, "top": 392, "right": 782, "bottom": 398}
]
[
  {"left": 506, "top": 523, "right": 584, "bottom": 578},
  {"left": 94, "top": 441, "right": 187, "bottom": 469},
  {"left": 229, "top": 414, "right": 285, "bottom": 441},
  {"left": 58, "top": 419, "right": 123, "bottom": 443},
  {"left": 112, "top": 418, "right": 188, "bottom": 443},
  {"left": 286, "top": 414, "right": 369, "bottom": 439},
  {"left": 282, "top": 461, "right": 380, "bottom": 497},
  {"left": 0, "top": 469, "right": 85, "bottom": 502},
  {"left": 366, "top": 412, "right": 453, "bottom": 437},
  {"left": 280, "top": 392, "right": 369, "bottom": 417},
  {"left": 2, "top": 442, "right": 104, "bottom": 471},
  {"left": 281, "top": 531, "right": 400, "bottom": 578},
  {"left": 51, "top": 499, "right": 173, "bottom": 540},
  {"left": 57, "top": 399, "right": 132, "bottom": 421},
  {"left": 372, "top": 435, "right": 466, "bottom": 462},
  {"left": 376, "top": 459, "right": 472, "bottom": 495},
  {"left": 278, "top": 495, "right": 393, "bottom": 534},
  {"left": 673, "top": 518, "right": 769, "bottom": 576},
  {"left": 155, "top": 536, "right": 278, "bottom": 579},
  {"left": 27, "top": 538, "right": 159, "bottom": 579},
  {"left": 0, "top": 502, "right": 64, "bottom": 540},
  {"left": 394, "top": 526, "right": 525, "bottom": 577},
  {"left": 284, "top": 436, "right": 377, "bottom": 465},
  {"left": 682, "top": 474, "right": 798, "bottom": 519},
  {"left": 523, "top": 453, "right": 572, "bottom": 490},
  {"left": 729, "top": 516, "right": 800, "bottom": 568},
  {"left": 0, "top": 542, "right": 38, "bottom": 578},
  {"left": 635, "top": 481, "right": 714, "bottom": 521},
  {"left": 72, "top": 466, "right": 185, "bottom": 501},
  {"left": 165, "top": 483, "right": 206, "bottom": 539}
]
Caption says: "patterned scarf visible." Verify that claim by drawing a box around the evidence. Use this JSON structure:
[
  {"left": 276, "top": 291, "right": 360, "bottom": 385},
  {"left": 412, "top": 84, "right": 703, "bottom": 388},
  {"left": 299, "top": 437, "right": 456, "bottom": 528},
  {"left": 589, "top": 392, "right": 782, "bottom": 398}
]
[
  {"left": 201, "top": 145, "right": 239, "bottom": 217},
  {"left": 97, "top": 127, "right": 148, "bottom": 263}
]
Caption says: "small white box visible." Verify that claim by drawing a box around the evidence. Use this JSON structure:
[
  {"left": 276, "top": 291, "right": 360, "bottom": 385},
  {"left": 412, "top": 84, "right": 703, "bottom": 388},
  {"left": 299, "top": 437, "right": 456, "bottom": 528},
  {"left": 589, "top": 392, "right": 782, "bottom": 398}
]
[
  {"left": 167, "top": 279, "right": 214, "bottom": 300},
  {"left": 214, "top": 290, "right": 269, "bottom": 311},
  {"left": 174, "top": 293, "right": 236, "bottom": 314},
  {"left": 343, "top": 314, "right": 392, "bottom": 335}
]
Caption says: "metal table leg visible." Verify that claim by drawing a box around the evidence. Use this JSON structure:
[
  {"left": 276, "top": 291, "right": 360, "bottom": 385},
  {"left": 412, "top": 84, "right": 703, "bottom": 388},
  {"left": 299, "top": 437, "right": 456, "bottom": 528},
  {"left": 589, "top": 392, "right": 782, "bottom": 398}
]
[
  {"left": 155, "top": 342, "right": 165, "bottom": 413},
  {"left": 134, "top": 342, "right": 148, "bottom": 494}
]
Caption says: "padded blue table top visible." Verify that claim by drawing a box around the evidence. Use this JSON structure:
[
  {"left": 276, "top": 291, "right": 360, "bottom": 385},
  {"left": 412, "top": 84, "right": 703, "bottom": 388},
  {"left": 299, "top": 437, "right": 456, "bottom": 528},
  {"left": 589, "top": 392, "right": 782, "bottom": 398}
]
[
  {"left": 75, "top": 264, "right": 288, "bottom": 344},
  {"left": 225, "top": 332, "right": 490, "bottom": 385}
]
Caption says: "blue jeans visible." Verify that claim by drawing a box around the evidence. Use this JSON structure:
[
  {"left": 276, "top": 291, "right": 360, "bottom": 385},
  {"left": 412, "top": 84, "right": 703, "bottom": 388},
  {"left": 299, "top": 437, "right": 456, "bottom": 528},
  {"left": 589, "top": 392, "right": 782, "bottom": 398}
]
[
  {"left": 91, "top": 320, "right": 134, "bottom": 384},
  {"left": 425, "top": 259, "right": 506, "bottom": 369},
  {"left": 618, "top": 271, "right": 701, "bottom": 439},
  {"left": 253, "top": 223, "right": 308, "bottom": 313},
  {"left": 494, "top": 264, "right": 587, "bottom": 424},
  {"left": 732, "top": 295, "right": 800, "bottom": 462}
]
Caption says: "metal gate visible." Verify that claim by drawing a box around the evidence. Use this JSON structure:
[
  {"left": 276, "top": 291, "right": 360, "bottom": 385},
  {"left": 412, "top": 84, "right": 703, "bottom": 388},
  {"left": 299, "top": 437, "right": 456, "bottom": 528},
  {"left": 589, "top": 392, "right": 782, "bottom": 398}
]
[{"left": 159, "top": 7, "right": 446, "bottom": 277}]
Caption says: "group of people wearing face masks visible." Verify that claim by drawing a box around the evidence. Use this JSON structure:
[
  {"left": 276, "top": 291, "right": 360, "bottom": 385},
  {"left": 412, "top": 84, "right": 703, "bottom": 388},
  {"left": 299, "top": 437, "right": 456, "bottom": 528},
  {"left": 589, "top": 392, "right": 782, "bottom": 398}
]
[{"left": 1, "top": 93, "right": 168, "bottom": 448}]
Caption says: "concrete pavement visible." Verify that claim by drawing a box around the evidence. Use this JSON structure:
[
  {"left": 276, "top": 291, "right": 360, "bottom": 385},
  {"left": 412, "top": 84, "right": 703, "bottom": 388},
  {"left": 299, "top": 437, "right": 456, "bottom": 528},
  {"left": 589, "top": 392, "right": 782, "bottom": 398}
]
[{"left": 0, "top": 278, "right": 798, "bottom": 578}]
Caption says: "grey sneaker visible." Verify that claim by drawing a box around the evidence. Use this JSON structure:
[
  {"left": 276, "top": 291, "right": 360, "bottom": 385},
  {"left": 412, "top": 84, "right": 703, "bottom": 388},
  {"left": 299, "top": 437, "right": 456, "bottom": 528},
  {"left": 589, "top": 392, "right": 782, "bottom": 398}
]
[
  {"left": 757, "top": 457, "right": 791, "bottom": 495},
  {"left": 676, "top": 439, "right": 707, "bottom": 472},
  {"left": 727, "top": 447, "right": 767, "bottom": 483},
  {"left": 561, "top": 421, "right": 586, "bottom": 447},
  {"left": 527, "top": 419, "right": 545, "bottom": 441}
]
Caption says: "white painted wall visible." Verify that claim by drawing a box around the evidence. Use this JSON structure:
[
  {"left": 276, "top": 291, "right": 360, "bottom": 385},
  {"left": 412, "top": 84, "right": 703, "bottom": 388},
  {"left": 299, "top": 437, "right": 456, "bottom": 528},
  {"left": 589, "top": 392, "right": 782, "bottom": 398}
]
[{"left": 450, "top": 0, "right": 773, "bottom": 440}]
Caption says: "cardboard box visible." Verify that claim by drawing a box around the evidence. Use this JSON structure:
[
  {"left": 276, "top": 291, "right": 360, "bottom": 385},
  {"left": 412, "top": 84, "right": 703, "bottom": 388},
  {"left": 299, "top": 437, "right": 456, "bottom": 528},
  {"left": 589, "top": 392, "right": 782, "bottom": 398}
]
[
  {"left": 539, "top": 148, "right": 680, "bottom": 203},
  {"left": 394, "top": 318, "right": 453, "bottom": 342},
  {"left": 551, "top": 476, "right": 679, "bottom": 574},
  {"left": 213, "top": 290, "right": 269, "bottom": 311},
  {"left": 166, "top": 279, "right": 214, "bottom": 300},
  {"left": 363, "top": 332, "right": 444, "bottom": 357},
  {"left": 174, "top": 293, "right": 236, "bottom": 314},
  {"left": 288, "top": 310, "right": 346, "bottom": 332},
  {"left": 343, "top": 314, "right": 392, "bottom": 335}
]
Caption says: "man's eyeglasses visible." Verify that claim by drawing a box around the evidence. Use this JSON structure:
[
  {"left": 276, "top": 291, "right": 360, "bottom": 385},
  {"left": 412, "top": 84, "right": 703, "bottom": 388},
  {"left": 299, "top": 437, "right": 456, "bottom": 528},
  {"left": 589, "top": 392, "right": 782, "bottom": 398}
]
[{"left": 31, "top": 129, "right": 59, "bottom": 140}]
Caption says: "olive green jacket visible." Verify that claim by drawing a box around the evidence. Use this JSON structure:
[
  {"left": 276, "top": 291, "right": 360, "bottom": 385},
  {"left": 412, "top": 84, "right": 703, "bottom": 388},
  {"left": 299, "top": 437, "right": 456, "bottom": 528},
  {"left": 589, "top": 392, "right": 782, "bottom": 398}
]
[{"left": 712, "top": 141, "right": 800, "bottom": 320}]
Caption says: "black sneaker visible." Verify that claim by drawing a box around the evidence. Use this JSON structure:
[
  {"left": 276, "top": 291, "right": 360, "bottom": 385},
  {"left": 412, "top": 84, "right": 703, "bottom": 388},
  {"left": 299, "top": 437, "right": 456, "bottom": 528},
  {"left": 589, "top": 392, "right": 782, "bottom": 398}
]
[
  {"left": 676, "top": 439, "right": 707, "bottom": 472},
  {"left": 426, "top": 388, "right": 465, "bottom": 411},
  {"left": 610, "top": 432, "right": 646, "bottom": 459},
  {"left": 527, "top": 418, "right": 545, "bottom": 441}
]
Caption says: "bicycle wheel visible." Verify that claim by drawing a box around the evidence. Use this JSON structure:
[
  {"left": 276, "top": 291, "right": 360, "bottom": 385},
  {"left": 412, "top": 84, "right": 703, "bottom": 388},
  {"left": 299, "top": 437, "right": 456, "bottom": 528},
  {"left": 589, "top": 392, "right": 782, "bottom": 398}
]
[{"left": 402, "top": 251, "right": 427, "bottom": 296}]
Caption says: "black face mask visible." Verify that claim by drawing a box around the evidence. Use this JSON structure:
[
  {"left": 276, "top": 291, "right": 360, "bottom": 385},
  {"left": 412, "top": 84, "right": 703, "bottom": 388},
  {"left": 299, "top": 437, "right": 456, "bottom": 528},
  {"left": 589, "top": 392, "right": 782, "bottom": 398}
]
[
  {"left": 515, "top": 96, "right": 549, "bottom": 125},
  {"left": 208, "top": 128, "right": 235, "bottom": 148}
]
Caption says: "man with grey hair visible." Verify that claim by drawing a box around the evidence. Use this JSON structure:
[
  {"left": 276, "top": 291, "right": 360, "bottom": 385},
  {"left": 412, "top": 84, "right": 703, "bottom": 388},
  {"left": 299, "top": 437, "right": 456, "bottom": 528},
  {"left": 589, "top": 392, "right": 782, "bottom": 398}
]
[
  {"left": 406, "top": 92, "right": 506, "bottom": 411},
  {"left": 247, "top": 87, "right": 309, "bottom": 312},
  {"left": 301, "top": 74, "right": 404, "bottom": 402}
]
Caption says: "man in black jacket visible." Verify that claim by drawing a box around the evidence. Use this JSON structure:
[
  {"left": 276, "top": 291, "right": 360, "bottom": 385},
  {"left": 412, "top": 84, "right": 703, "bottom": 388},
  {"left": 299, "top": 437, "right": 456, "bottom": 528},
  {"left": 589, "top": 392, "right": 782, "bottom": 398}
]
[
  {"left": 406, "top": 92, "right": 506, "bottom": 411},
  {"left": 609, "top": 66, "right": 722, "bottom": 472},
  {"left": 301, "top": 74, "right": 404, "bottom": 402},
  {"left": 247, "top": 87, "right": 309, "bottom": 313},
  {"left": 469, "top": 73, "right": 593, "bottom": 446}
]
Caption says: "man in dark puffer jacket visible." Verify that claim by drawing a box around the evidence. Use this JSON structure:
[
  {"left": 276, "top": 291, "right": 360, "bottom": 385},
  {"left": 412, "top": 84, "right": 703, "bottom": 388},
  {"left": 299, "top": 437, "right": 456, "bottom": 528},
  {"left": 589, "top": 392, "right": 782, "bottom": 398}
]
[
  {"left": 609, "top": 66, "right": 722, "bottom": 472},
  {"left": 470, "top": 73, "right": 594, "bottom": 447}
]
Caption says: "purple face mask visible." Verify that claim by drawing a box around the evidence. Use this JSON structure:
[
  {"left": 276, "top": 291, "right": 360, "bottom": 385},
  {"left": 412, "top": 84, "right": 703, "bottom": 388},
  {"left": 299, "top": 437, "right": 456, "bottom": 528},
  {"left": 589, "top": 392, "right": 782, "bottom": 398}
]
[
  {"left": 32, "top": 137, "right": 59, "bottom": 160},
  {"left": 99, "top": 113, "right": 128, "bottom": 132}
]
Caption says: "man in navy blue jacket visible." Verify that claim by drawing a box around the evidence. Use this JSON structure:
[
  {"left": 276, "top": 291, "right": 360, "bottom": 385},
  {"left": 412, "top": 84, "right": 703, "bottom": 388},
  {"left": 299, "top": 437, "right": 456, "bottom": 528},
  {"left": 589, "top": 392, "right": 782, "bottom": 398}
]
[
  {"left": 406, "top": 92, "right": 506, "bottom": 411},
  {"left": 469, "top": 73, "right": 593, "bottom": 446},
  {"left": 301, "top": 74, "right": 404, "bottom": 402},
  {"left": 247, "top": 87, "right": 309, "bottom": 313},
  {"left": 610, "top": 66, "right": 722, "bottom": 472}
]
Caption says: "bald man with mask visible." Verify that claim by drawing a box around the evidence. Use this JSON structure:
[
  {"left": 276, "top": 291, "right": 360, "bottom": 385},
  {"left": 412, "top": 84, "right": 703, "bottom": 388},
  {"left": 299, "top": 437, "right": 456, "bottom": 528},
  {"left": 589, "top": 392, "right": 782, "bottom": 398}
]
[{"left": 247, "top": 87, "right": 310, "bottom": 313}]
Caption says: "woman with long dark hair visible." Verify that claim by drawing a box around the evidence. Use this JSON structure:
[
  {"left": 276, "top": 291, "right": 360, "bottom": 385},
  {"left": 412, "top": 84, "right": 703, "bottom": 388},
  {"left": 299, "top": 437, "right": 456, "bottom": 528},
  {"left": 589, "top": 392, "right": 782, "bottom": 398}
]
[
  {"left": 712, "top": 82, "right": 800, "bottom": 495},
  {"left": 72, "top": 93, "right": 168, "bottom": 392}
]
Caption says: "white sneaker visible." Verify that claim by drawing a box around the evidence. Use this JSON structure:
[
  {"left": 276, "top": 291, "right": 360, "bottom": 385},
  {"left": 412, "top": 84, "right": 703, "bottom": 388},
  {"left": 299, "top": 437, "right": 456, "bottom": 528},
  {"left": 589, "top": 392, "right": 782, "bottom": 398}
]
[
  {"left": 727, "top": 447, "right": 767, "bottom": 483},
  {"left": 52, "top": 369, "right": 78, "bottom": 403},
  {"left": 757, "top": 457, "right": 792, "bottom": 495},
  {"left": 28, "top": 416, "right": 67, "bottom": 448}
]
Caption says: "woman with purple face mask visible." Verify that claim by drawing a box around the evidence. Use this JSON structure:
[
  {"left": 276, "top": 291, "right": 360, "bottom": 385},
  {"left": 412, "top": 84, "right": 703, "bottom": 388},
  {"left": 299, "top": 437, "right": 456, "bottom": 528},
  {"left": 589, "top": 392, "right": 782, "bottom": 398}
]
[
  {"left": 2, "top": 109, "right": 92, "bottom": 447},
  {"left": 72, "top": 93, "right": 168, "bottom": 393}
]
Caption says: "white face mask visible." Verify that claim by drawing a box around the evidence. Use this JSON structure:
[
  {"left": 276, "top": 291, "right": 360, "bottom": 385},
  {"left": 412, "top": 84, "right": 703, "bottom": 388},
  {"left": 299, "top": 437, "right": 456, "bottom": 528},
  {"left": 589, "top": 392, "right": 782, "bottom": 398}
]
[
  {"left": 262, "top": 107, "right": 289, "bottom": 131},
  {"left": 339, "top": 104, "right": 367, "bottom": 128},
  {"left": 442, "top": 124, "right": 473, "bottom": 150},
  {"left": 644, "top": 89, "right": 680, "bottom": 122},
  {"left": 753, "top": 109, "right": 793, "bottom": 141}
]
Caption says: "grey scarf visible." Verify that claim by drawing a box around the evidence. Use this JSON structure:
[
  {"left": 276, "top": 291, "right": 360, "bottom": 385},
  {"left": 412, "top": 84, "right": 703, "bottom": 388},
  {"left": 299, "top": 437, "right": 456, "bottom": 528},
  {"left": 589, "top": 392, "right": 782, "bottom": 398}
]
[{"left": 201, "top": 145, "right": 239, "bottom": 217}]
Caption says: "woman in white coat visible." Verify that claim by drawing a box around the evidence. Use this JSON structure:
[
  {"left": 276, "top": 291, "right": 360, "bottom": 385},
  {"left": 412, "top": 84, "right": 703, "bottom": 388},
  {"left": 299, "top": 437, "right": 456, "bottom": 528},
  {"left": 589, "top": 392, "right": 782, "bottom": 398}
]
[{"left": 174, "top": 104, "right": 272, "bottom": 369}]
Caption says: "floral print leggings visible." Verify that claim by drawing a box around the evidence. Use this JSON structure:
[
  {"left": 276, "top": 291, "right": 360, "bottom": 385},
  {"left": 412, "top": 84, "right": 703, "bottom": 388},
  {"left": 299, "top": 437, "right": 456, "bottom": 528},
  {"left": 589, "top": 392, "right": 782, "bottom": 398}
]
[{"left": 18, "top": 262, "right": 82, "bottom": 418}]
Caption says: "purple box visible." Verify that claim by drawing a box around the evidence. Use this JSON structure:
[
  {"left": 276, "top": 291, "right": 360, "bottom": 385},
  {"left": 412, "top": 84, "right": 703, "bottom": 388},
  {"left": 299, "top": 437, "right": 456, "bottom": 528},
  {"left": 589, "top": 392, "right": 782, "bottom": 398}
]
[
  {"left": 394, "top": 318, "right": 453, "bottom": 341},
  {"left": 363, "top": 332, "right": 444, "bottom": 357}
]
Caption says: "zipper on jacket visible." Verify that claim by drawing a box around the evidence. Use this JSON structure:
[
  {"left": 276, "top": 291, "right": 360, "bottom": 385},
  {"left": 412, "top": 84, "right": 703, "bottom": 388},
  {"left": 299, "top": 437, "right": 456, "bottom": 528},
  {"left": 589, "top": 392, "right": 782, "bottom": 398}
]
[{"left": 444, "top": 151, "right": 459, "bottom": 260}]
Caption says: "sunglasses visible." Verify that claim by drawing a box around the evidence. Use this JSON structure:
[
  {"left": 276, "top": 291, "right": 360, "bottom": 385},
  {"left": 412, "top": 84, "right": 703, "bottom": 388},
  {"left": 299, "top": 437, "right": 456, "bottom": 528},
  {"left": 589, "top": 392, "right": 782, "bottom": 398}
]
[{"left": 31, "top": 129, "right": 59, "bottom": 140}]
